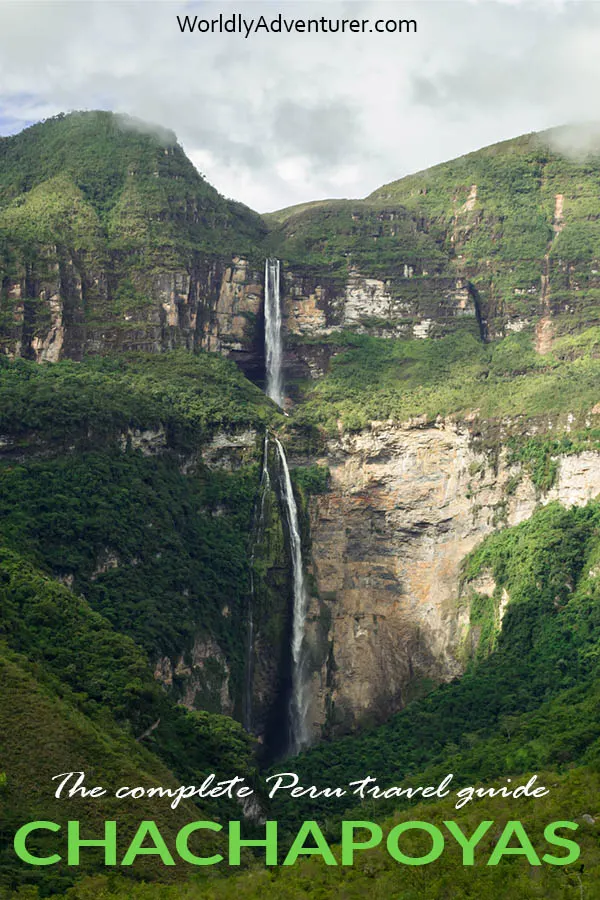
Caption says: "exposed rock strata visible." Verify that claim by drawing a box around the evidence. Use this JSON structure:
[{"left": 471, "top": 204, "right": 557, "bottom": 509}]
[
  {"left": 1, "top": 253, "right": 265, "bottom": 378},
  {"left": 295, "top": 421, "right": 600, "bottom": 739},
  {"left": 1, "top": 258, "right": 480, "bottom": 385},
  {"left": 144, "top": 418, "right": 600, "bottom": 747},
  {"left": 284, "top": 271, "right": 477, "bottom": 341}
]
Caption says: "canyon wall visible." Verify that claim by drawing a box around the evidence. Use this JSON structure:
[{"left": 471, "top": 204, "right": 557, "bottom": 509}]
[
  {"left": 1, "top": 255, "right": 482, "bottom": 385},
  {"left": 6, "top": 245, "right": 600, "bottom": 751},
  {"left": 283, "top": 270, "right": 478, "bottom": 340},
  {"left": 150, "top": 414, "right": 600, "bottom": 748},
  {"left": 292, "top": 418, "right": 600, "bottom": 740},
  {"left": 0, "top": 252, "right": 265, "bottom": 377}
]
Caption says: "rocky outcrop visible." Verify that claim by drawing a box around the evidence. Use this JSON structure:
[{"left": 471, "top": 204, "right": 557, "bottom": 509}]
[
  {"left": 154, "top": 635, "right": 234, "bottom": 715},
  {"left": 198, "top": 258, "right": 264, "bottom": 379},
  {"left": 200, "top": 428, "right": 260, "bottom": 470},
  {"left": 1, "top": 254, "right": 482, "bottom": 388},
  {"left": 293, "top": 419, "right": 600, "bottom": 740},
  {"left": 283, "top": 270, "right": 479, "bottom": 341},
  {"left": 278, "top": 268, "right": 480, "bottom": 383},
  {"left": 0, "top": 252, "right": 265, "bottom": 379}
]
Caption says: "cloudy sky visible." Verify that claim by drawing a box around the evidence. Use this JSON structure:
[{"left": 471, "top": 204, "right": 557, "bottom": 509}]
[{"left": 1, "top": 0, "right": 600, "bottom": 211}]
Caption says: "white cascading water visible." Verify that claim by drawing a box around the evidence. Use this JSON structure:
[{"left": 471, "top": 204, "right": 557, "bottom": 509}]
[
  {"left": 246, "top": 258, "right": 310, "bottom": 752},
  {"left": 264, "top": 258, "right": 284, "bottom": 407},
  {"left": 274, "top": 436, "right": 310, "bottom": 754},
  {"left": 244, "top": 434, "right": 271, "bottom": 732}
]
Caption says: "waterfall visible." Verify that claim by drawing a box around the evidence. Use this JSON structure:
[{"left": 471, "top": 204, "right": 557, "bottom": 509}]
[
  {"left": 274, "top": 436, "right": 310, "bottom": 754},
  {"left": 245, "top": 258, "right": 310, "bottom": 753},
  {"left": 244, "top": 434, "right": 271, "bottom": 732},
  {"left": 264, "top": 258, "right": 284, "bottom": 407}
]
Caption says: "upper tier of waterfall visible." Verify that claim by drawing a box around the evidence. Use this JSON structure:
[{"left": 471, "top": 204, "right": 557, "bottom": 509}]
[{"left": 264, "top": 258, "right": 284, "bottom": 407}]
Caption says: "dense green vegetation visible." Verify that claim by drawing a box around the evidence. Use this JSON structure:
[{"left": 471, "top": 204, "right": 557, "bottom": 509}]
[
  {"left": 268, "top": 127, "right": 600, "bottom": 336},
  {"left": 0, "top": 348, "right": 279, "bottom": 666},
  {"left": 0, "top": 350, "right": 274, "bottom": 444},
  {"left": 371, "top": 129, "right": 600, "bottom": 331},
  {"left": 0, "top": 587, "right": 255, "bottom": 894},
  {"left": 1, "top": 450, "right": 259, "bottom": 671},
  {"left": 291, "top": 326, "right": 600, "bottom": 433},
  {"left": 369, "top": 128, "right": 600, "bottom": 267},
  {"left": 266, "top": 502, "right": 600, "bottom": 832},
  {"left": 0, "top": 350, "right": 277, "bottom": 892},
  {"left": 3, "top": 115, "right": 600, "bottom": 900},
  {"left": 0, "top": 111, "right": 265, "bottom": 260},
  {"left": 290, "top": 463, "right": 330, "bottom": 497},
  {"left": 266, "top": 199, "right": 446, "bottom": 282}
]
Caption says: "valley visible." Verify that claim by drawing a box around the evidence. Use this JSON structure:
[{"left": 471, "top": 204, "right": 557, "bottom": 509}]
[{"left": 1, "top": 111, "right": 600, "bottom": 898}]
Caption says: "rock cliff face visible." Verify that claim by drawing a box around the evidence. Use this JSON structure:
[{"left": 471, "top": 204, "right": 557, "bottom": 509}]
[
  {"left": 1, "top": 255, "right": 482, "bottom": 392},
  {"left": 292, "top": 419, "right": 600, "bottom": 739},
  {"left": 269, "top": 129, "right": 600, "bottom": 350},
  {"left": 0, "top": 253, "right": 266, "bottom": 377},
  {"left": 284, "top": 270, "right": 478, "bottom": 340},
  {"left": 1, "top": 254, "right": 480, "bottom": 359},
  {"left": 119, "top": 409, "right": 600, "bottom": 752},
  {"left": 154, "top": 635, "right": 234, "bottom": 715},
  {"left": 93, "top": 416, "right": 600, "bottom": 746},
  {"left": 6, "top": 112, "right": 600, "bottom": 758}
]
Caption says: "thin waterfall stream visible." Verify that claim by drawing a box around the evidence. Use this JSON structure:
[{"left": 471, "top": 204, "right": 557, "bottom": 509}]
[
  {"left": 264, "top": 258, "right": 284, "bottom": 406},
  {"left": 245, "top": 258, "right": 310, "bottom": 753},
  {"left": 274, "top": 436, "right": 310, "bottom": 754}
]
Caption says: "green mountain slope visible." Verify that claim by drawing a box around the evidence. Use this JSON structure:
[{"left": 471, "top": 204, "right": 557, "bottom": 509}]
[
  {"left": 0, "top": 112, "right": 267, "bottom": 361},
  {"left": 0, "top": 352, "right": 284, "bottom": 891},
  {"left": 266, "top": 197, "right": 447, "bottom": 283},
  {"left": 0, "top": 111, "right": 264, "bottom": 257},
  {"left": 3, "top": 115, "right": 600, "bottom": 900},
  {"left": 0, "top": 640, "right": 227, "bottom": 894},
  {"left": 289, "top": 325, "right": 600, "bottom": 433},
  {"left": 0, "top": 351, "right": 282, "bottom": 705},
  {"left": 0, "top": 558, "right": 254, "bottom": 893},
  {"left": 270, "top": 125, "right": 600, "bottom": 339}
]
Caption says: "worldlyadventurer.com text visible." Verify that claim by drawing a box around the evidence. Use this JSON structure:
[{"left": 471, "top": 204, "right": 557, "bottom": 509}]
[{"left": 177, "top": 13, "right": 418, "bottom": 37}]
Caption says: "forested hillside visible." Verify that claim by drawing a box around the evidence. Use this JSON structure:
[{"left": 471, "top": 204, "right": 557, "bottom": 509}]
[{"left": 2, "top": 113, "right": 600, "bottom": 899}]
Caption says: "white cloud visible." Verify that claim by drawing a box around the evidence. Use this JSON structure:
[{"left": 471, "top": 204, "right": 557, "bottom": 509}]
[{"left": 1, "top": 1, "right": 600, "bottom": 210}]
